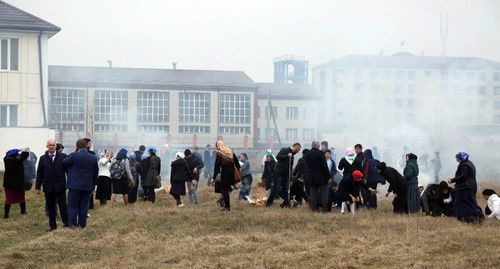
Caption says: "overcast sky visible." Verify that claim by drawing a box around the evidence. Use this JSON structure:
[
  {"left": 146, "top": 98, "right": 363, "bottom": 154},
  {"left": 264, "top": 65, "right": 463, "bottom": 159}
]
[{"left": 8, "top": 0, "right": 500, "bottom": 82}]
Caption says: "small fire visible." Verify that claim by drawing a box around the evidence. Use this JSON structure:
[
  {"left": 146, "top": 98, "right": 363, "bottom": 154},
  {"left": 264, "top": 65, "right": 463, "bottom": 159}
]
[{"left": 246, "top": 185, "right": 267, "bottom": 207}]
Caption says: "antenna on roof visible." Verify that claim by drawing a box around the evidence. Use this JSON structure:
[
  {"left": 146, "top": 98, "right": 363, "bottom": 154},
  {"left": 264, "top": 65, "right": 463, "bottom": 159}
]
[
  {"left": 172, "top": 62, "right": 177, "bottom": 70},
  {"left": 379, "top": 50, "right": 384, "bottom": 55},
  {"left": 107, "top": 60, "right": 112, "bottom": 68},
  {"left": 440, "top": 11, "right": 448, "bottom": 65}
]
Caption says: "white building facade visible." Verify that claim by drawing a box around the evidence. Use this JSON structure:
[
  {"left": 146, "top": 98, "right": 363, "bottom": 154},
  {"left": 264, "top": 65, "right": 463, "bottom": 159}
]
[{"left": 0, "top": 0, "right": 60, "bottom": 169}]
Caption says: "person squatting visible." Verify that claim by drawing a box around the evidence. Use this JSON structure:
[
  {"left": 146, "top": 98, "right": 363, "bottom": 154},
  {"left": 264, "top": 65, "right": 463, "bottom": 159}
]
[{"left": 2, "top": 138, "right": 495, "bottom": 231}]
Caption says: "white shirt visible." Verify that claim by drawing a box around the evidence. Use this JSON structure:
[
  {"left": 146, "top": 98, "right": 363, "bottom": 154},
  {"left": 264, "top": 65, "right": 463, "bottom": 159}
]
[{"left": 98, "top": 157, "right": 111, "bottom": 178}]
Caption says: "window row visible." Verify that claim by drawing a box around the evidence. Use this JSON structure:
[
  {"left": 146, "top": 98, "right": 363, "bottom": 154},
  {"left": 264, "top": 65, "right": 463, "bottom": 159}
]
[{"left": 0, "top": 38, "right": 19, "bottom": 71}]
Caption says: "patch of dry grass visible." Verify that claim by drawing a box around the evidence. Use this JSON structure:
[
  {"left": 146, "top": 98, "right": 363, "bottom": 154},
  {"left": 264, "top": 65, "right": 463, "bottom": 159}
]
[{"left": 0, "top": 179, "right": 499, "bottom": 269}]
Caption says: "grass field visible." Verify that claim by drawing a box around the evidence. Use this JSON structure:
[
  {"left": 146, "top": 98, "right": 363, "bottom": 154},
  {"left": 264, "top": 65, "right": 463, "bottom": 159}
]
[{"left": 0, "top": 177, "right": 499, "bottom": 269}]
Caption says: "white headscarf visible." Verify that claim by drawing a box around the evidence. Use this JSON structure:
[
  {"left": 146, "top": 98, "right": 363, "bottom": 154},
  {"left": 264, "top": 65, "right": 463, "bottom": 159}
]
[{"left": 175, "top": 152, "right": 185, "bottom": 159}]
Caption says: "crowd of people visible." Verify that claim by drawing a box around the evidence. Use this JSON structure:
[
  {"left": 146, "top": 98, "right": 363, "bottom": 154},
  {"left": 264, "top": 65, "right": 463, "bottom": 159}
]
[{"left": 2, "top": 137, "right": 499, "bottom": 231}]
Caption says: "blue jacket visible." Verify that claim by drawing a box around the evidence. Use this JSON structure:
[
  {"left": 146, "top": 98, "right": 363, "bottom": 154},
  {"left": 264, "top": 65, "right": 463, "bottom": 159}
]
[{"left": 63, "top": 150, "right": 99, "bottom": 192}]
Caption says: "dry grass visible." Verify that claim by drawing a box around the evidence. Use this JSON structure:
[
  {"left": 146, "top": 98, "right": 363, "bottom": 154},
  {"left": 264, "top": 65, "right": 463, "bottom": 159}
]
[{"left": 0, "top": 178, "right": 499, "bottom": 269}]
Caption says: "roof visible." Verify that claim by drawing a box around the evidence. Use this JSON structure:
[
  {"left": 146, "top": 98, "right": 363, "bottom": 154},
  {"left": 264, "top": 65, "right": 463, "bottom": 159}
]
[
  {"left": 314, "top": 53, "right": 500, "bottom": 70},
  {"left": 257, "top": 83, "right": 321, "bottom": 100},
  {"left": 0, "top": 0, "right": 60, "bottom": 33},
  {"left": 48, "top": 65, "right": 256, "bottom": 90}
]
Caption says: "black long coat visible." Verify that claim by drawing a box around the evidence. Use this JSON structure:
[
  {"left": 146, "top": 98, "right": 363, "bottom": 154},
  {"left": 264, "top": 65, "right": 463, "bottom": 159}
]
[
  {"left": 35, "top": 152, "right": 68, "bottom": 193},
  {"left": 304, "top": 148, "right": 330, "bottom": 187},
  {"left": 213, "top": 153, "right": 240, "bottom": 193},
  {"left": 3, "top": 152, "right": 29, "bottom": 190},
  {"left": 379, "top": 166, "right": 407, "bottom": 195},
  {"left": 169, "top": 158, "right": 191, "bottom": 195}
]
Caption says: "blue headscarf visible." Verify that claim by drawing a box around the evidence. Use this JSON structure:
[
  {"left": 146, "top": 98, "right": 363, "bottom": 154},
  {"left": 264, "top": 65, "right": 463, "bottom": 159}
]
[
  {"left": 129, "top": 152, "right": 136, "bottom": 160},
  {"left": 141, "top": 153, "right": 148, "bottom": 161},
  {"left": 148, "top": 147, "right": 157, "bottom": 155},
  {"left": 456, "top": 152, "right": 469, "bottom": 162},
  {"left": 116, "top": 148, "right": 128, "bottom": 160},
  {"left": 5, "top": 149, "right": 20, "bottom": 157}
]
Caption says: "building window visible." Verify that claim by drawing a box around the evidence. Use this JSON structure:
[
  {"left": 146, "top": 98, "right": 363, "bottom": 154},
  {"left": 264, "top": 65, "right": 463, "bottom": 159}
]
[
  {"left": 465, "top": 72, "right": 474, "bottom": 81},
  {"left": 394, "top": 85, "right": 403, "bottom": 95},
  {"left": 138, "top": 125, "right": 169, "bottom": 133},
  {"left": 61, "top": 124, "right": 84, "bottom": 132},
  {"left": 355, "top": 83, "right": 364, "bottom": 92},
  {"left": 95, "top": 124, "right": 127, "bottom": 132},
  {"left": 265, "top": 106, "right": 277, "bottom": 119},
  {"left": 394, "top": 98, "right": 403, "bottom": 108},
  {"left": 49, "top": 89, "right": 85, "bottom": 126},
  {"left": 219, "top": 93, "right": 251, "bottom": 124},
  {"left": 478, "top": 72, "right": 486, "bottom": 81},
  {"left": 494, "top": 101, "right": 500, "bottom": 110},
  {"left": 0, "top": 104, "right": 18, "bottom": 127},
  {"left": 178, "top": 125, "right": 210, "bottom": 133},
  {"left": 256, "top": 106, "right": 261, "bottom": 119},
  {"left": 137, "top": 91, "right": 169, "bottom": 123},
  {"left": 286, "top": 107, "right": 298, "bottom": 120},
  {"left": 354, "top": 69, "right": 362, "bottom": 79},
  {"left": 219, "top": 126, "right": 250, "bottom": 134},
  {"left": 95, "top": 90, "right": 128, "bottom": 122},
  {"left": 408, "top": 85, "right": 416, "bottom": 95},
  {"left": 441, "top": 71, "right": 449, "bottom": 80},
  {"left": 303, "top": 107, "right": 314, "bottom": 120},
  {"left": 408, "top": 70, "right": 415, "bottom": 80},
  {"left": 407, "top": 99, "right": 415, "bottom": 108},
  {"left": 453, "top": 71, "right": 461, "bottom": 80},
  {"left": 0, "top": 38, "right": 19, "bottom": 71},
  {"left": 265, "top": 128, "right": 278, "bottom": 139},
  {"left": 478, "top": 87, "right": 486, "bottom": 96},
  {"left": 285, "top": 128, "right": 298, "bottom": 141},
  {"left": 494, "top": 72, "right": 500, "bottom": 81},
  {"left": 395, "top": 70, "right": 404, "bottom": 79},
  {"left": 492, "top": 114, "right": 500, "bottom": 123},
  {"left": 425, "top": 70, "right": 432, "bottom": 77},
  {"left": 383, "top": 69, "right": 391, "bottom": 79},
  {"left": 303, "top": 128, "right": 315, "bottom": 141},
  {"left": 495, "top": 87, "right": 500, "bottom": 96},
  {"left": 371, "top": 69, "right": 378, "bottom": 79},
  {"left": 179, "top": 92, "right": 210, "bottom": 123}
]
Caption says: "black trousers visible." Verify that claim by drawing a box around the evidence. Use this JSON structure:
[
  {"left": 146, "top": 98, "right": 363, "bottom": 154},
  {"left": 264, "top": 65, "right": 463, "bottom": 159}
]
[
  {"left": 143, "top": 186, "right": 156, "bottom": 203},
  {"left": 309, "top": 185, "right": 329, "bottom": 212},
  {"left": 291, "top": 180, "right": 309, "bottom": 204},
  {"left": 45, "top": 191, "right": 68, "bottom": 229},
  {"left": 170, "top": 193, "right": 181, "bottom": 205},
  {"left": 221, "top": 189, "right": 231, "bottom": 210}
]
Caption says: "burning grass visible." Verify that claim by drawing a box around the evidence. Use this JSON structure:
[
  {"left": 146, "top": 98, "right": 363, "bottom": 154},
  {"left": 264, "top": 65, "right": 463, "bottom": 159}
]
[{"left": 0, "top": 178, "right": 499, "bottom": 269}]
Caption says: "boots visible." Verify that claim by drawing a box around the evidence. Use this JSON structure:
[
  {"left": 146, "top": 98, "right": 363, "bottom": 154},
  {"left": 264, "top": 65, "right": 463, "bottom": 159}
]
[
  {"left": 20, "top": 202, "right": 26, "bottom": 215},
  {"left": 4, "top": 204, "right": 11, "bottom": 219}
]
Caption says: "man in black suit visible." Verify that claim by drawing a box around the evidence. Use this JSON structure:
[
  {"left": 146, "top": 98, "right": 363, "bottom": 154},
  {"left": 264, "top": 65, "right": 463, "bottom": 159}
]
[
  {"left": 36, "top": 139, "right": 68, "bottom": 231},
  {"left": 305, "top": 141, "right": 331, "bottom": 212}
]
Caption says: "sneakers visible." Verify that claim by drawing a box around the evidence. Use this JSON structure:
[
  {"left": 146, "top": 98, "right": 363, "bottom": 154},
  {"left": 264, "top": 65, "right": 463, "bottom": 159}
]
[
  {"left": 87, "top": 213, "right": 91, "bottom": 218},
  {"left": 177, "top": 203, "right": 184, "bottom": 208}
]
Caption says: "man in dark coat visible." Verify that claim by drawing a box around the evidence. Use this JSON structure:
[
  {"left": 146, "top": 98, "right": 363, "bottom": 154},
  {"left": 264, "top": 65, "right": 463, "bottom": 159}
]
[
  {"left": 35, "top": 139, "right": 68, "bottom": 231},
  {"left": 377, "top": 162, "right": 407, "bottom": 213},
  {"left": 305, "top": 141, "right": 331, "bottom": 212},
  {"left": 63, "top": 139, "right": 98, "bottom": 229},
  {"left": 265, "top": 143, "right": 301, "bottom": 208}
]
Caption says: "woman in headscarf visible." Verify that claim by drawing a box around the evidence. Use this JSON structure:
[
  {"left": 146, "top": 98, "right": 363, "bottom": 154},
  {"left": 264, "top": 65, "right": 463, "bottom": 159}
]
[
  {"left": 169, "top": 152, "right": 191, "bottom": 207},
  {"left": 404, "top": 153, "right": 420, "bottom": 213},
  {"left": 377, "top": 162, "right": 407, "bottom": 213},
  {"left": 110, "top": 148, "right": 133, "bottom": 206},
  {"left": 3, "top": 149, "right": 29, "bottom": 219},
  {"left": 141, "top": 147, "right": 161, "bottom": 203},
  {"left": 212, "top": 140, "right": 240, "bottom": 212},
  {"left": 448, "top": 152, "right": 483, "bottom": 223},
  {"left": 128, "top": 152, "right": 142, "bottom": 204}
]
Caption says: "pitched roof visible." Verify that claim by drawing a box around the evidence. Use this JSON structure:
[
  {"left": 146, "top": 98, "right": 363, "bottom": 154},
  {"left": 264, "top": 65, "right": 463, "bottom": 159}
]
[
  {"left": 257, "top": 83, "right": 321, "bottom": 100},
  {"left": 48, "top": 65, "right": 256, "bottom": 89},
  {"left": 0, "top": 0, "right": 60, "bottom": 33},
  {"left": 314, "top": 53, "right": 500, "bottom": 70}
]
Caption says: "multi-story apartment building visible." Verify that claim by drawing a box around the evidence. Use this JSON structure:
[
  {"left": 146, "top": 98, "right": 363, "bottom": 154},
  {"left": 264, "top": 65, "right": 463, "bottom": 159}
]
[{"left": 312, "top": 52, "right": 500, "bottom": 148}]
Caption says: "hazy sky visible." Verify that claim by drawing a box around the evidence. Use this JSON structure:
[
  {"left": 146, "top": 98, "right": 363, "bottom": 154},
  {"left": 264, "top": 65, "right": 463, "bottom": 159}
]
[{"left": 8, "top": 0, "right": 500, "bottom": 82}]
